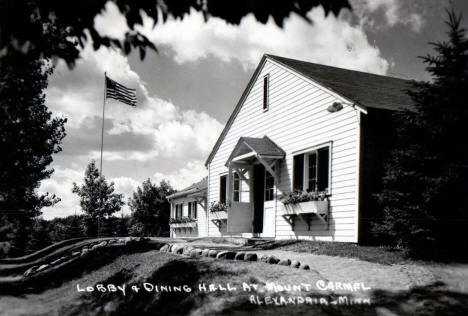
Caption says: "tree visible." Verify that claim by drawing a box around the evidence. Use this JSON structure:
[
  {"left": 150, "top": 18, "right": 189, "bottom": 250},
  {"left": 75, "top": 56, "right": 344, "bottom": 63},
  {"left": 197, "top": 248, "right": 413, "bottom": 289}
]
[
  {"left": 0, "top": 1, "right": 350, "bottom": 67},
  {"left": 129, "top": 179, "right": 175, "bottom": 237},
  {"left": 72, "top": 161, "right": 124, "bottom": 236},
  {"left": 0, "top": 53, "right": 67, "bottom": 256},
  {"left": 373, "top": 11, "right": 468, "bottom": 260}
]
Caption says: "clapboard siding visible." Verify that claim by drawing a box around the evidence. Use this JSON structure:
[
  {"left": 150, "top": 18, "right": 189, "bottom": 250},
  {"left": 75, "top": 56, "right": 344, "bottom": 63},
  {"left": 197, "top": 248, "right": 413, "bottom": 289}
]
[
  {"left": 170, "top": 195, "right": 208, "bottom": 238},
  {"left": 207, "top": 58, "right": 361, "bottom": 242}
]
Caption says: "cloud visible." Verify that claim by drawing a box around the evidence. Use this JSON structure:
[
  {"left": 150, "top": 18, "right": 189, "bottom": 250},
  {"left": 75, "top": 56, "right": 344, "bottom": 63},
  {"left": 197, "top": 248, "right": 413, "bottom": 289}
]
[
  {"left": 353, "top": 0, "right": 424, "bottom": 33},
  {"left": 153, "top": 160, "right": 207, "bottom": 190},
  {"left": 133, "top": 6, "right": 389, "bottom": 74}
]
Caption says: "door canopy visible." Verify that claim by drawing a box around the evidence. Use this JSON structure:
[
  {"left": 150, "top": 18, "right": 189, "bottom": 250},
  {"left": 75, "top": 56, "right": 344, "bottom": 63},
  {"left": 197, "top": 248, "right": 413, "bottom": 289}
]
[{"left": 225, "top": 136, "right": 285, "bottom": 185}]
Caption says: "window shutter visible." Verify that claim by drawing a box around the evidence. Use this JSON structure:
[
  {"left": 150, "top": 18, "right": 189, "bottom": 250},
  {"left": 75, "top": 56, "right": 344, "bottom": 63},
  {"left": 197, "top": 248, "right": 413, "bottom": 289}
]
[
  {"left": 293, "top": 154, "right": 304, "bottom": 191},
  {"left": 317, "top": 147, "right": 330, "bottom": 191}
]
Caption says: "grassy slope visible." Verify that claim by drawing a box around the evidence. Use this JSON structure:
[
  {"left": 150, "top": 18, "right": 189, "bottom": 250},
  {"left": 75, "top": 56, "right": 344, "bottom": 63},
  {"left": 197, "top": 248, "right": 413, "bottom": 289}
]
[{"left": 1, "top": 250, "right": 468, "bottom": 316}]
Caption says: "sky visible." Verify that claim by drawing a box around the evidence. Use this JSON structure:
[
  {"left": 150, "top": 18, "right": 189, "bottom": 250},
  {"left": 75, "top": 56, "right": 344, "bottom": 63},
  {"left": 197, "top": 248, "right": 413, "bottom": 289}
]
[{"left": 39, "top": 0, "right": 468, "bottom": 219}]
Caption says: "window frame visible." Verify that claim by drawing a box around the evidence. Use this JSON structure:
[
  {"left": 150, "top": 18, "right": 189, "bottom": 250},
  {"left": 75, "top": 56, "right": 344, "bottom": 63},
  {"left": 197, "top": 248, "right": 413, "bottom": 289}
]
[
  {"left": 292, "top": 142, "right": 332, "bottom": 194},
  {"left": 233, "top": 172, "right": 241, "bottom": 202},
  {"left": 219, "top": 174, "right": 227, "bottom": 204},
  {"left": 188, "top": 201, "right": 197, "bottom": 218},
  {"left": 263, "top": 74, "right": 269, "bottom": 111},
  {"left": 264, "top": 167, "right": 275, "bottom": 201}
]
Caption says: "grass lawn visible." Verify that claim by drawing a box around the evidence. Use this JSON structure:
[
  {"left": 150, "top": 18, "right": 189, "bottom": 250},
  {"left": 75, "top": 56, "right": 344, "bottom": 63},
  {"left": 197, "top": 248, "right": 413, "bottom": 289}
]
[
  {"left": 1, "top": 248, "right": 468, "bottom": 316},
  {"left": 251, "top": 240, "right": 407, "bottom": 265}
]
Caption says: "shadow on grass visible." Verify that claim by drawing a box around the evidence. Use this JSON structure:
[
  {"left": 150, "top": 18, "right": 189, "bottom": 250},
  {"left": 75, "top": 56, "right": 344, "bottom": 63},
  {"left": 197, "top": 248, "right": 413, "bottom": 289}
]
[
  {"left": 66, "top": 259, "right": 241, "bottom": 316},
  {"left": 1, "top": 240, "right": 164, "bottom": 296},
  {"left": 218, "top": 282, "right": 468, "bottom": 316}
]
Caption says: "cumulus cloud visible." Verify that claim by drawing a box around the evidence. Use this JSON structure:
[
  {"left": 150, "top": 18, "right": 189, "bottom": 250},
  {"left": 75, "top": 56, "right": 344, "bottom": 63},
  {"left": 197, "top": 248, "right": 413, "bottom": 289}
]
[
  {"left": 136, "top": 6, "right": 389, "bottom": 74},
  {"left": 153, "top": 160, "right": 207, "bottom": 190},
  {"left": 353, "top": 0, "right": 424, "bottom": 33},
  {"left": 94, "top": 2, "right": 389, "bottom": 74}
]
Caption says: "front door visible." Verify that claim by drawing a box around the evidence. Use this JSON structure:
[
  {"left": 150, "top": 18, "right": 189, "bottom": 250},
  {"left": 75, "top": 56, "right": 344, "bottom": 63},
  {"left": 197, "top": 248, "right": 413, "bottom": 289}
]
[{"left": 253, "top": 164, "right": 265, "bottom": 234}]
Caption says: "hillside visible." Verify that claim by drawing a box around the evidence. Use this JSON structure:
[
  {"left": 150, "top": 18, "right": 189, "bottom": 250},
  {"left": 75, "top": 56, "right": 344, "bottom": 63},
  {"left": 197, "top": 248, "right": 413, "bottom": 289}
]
[{"left": 1, "top": 239, "right": 468, "bottom": 315}]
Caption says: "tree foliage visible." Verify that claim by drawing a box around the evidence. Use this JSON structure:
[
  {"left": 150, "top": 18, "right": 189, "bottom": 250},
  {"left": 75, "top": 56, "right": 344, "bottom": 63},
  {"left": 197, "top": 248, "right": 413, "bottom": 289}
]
[
  {"left": 72, "top": 161, "right": 124, "bottom": 236},
  {"left": 129, "top": 179, "right": 175, "bottom": 237},
  {"left": 373, "top": 11, "right": 468, "bottom": 260},
  {"left": 0, "top": 0, "right": 350, "bottom": 67},
  {"left": 0, "top": 53, "right": 67, "bottom": 256}
]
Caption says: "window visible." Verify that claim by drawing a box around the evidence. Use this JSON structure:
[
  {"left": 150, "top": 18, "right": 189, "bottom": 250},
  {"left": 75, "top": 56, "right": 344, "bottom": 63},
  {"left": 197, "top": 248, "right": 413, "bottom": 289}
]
[
  {"left": 293, "top": 146, "right": 330, "bottom": 193},
  {"left": 219, "top": 175, "right": 227, "bottom": 203},
  {"left": 265, "top": 168, "right": 275, "bottom": 201},
  {"left": 188, "top": 201, "right": 197, "bottom": 218},
  {"left": 175, "top": 204, "right": 183, "bottom": 218},
  {"left": 263, "top": 74, "right": 269, "bottom": 110},
  {"left": 233, "top": 173, "right": 241, "bottom": 202}
]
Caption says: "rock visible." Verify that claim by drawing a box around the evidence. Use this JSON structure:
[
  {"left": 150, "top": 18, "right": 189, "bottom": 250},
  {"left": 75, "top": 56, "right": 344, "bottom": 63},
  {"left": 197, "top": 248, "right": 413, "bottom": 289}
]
[
  {"left": 278, "top": 259, "right": 291, "bottom": 266},
  {"left": 301, "top": 264, "right": 310, "bottom": 270},
  {"left": 175, "top": 247, "right": 184, "bottom": 255},
  {"left": 171, "top": 244, "right": 183, "bottom": 254},
  {"left": 189, "top": 249, "right": 203, "bottom": 258},
  {"left": 159, "top": 244, "right": 170, "bottom": 252},
  {"left": 36, "top": 264, "right": 49, "bottom": 272},
  {"left": 260, "top": 255, "right": 280, "bottom": 264},
  {"left": 182, "top": 246, "right": 194, "bottom": 255},
  {"left": 60, "top": 256, "right": 69, "bottom": 261},
  {"left": 24, "top": 266, "right": 39, "bottom": 277},
  {"left": 72, "top": 251, "right": 81, "bottom": 257},
  {"left": 216, "top": 251, "right": 236, "bottom": 259},
  {"left": 50, "top": 258, "right": 63, "bottom": 265},
  {"left": 201, "top": 249, "right": 210, "bottom": 257},
  {"left": 244, "top": 253, "right": 258, "bottom": 261},
  {"left": 234, "top": 252, "right": 246, "bottom": 260},
  {"left": 291, "top": 261, "right": 301, "bottom": 268},
  {"left": 208, "top": 250, "right": 218, "bottom": 258},
  {"left": 81, "top": 247, "right": 89, "bottom": 255}
]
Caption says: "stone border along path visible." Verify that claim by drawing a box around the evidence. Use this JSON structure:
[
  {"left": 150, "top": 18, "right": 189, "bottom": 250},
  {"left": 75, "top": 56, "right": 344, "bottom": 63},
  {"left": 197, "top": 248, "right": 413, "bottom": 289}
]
[{"left": 159, "top": 243, "right": 311, "bottom": 270}]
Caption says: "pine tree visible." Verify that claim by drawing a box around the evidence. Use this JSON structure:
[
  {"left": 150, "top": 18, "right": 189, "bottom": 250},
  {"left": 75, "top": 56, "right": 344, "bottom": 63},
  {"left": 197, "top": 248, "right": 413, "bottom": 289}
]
[
  {"left": 373, "top": 11, "right": 468, "bottom": 260},
  {"left": 72, "top": 161, "right": 124, "bottom": 237}
]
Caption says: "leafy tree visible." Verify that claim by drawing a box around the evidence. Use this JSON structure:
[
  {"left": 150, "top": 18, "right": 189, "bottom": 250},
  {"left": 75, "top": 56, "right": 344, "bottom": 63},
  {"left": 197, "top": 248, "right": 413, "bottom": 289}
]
[
  {"left": 72, "top": 161, "right": 124, "bottom": 237},
  {"left": 0, "top": 53, "right": 67, "bottom": 256},
  {"left": 29, "top": 219, "right": 52, "bottom": 252},
  {"left": 129, "top": 179, "right": 175, "bottom": 237},
  {"left": 0, "top": 0, "right": 350, "bottom": 67},
  {"left": 373, "top": 11, "right": 468, "bottom": 260}
]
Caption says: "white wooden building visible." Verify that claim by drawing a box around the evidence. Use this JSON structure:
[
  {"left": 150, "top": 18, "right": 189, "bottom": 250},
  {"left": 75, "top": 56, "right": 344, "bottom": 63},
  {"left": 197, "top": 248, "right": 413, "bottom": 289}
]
[
  {"left": 204, "top": 54, "right": 414, "bottom": 243},
  {"left": 167, "top": 178, "right": 208, "bottom": 238}
]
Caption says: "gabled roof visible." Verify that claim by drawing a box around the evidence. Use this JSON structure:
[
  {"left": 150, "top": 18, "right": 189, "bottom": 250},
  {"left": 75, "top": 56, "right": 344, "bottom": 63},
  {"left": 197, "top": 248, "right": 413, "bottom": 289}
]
[
  {"left": 167, "top": 177, "right": 207, "bottom": 200},
  {"left": 226, "top": 136, "right": 285, "bottom": 166},
  {"left": 267, "top": 54, "right": 415, "bottom": 111},
  {"left": 205, "top": 54, "right": 416, "bottom": 166}
]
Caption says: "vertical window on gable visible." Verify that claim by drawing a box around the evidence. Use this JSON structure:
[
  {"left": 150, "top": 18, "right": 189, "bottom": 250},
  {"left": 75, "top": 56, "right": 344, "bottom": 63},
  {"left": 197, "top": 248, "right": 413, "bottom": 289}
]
[
  {"left": 263, "top": 74, "right": 269, "bottom": 111},
  {"left": 293, "top": 145, "right": 331, "bottom": 193},
  {"left": 233, "top": 173, "right": 241, "bottom": 202},
  {"left": 219, "top": 175, "right": 227, "bottom": 203}
]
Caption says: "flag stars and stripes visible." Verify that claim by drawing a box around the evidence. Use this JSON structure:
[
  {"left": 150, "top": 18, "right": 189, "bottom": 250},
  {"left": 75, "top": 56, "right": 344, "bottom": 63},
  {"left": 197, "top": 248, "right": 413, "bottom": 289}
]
[{"left": 105, "top": 76, "right": 137, "bottom": 107}]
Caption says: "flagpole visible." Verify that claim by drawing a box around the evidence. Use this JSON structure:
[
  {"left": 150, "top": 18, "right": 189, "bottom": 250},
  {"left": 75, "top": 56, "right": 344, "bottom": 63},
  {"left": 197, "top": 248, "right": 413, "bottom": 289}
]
[
  {"left": 100, "top": 72, "right": 106, "bottom": 177},
  {"left": 98, "top": 72, "right": 107, "bottom": 238}
]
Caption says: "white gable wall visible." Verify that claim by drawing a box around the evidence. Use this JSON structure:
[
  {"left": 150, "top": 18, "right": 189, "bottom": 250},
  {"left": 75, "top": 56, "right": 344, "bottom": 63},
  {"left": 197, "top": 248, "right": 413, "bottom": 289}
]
[{"left": 207, "top": 58, "right": 361, "bottom": 242}]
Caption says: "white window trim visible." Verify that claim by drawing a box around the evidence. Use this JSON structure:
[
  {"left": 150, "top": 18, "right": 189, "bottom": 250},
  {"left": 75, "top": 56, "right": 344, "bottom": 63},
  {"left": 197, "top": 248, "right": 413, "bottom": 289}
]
[
  {"left": 293, "top": 142, "right": 332, "bottom": 195},
  {"left": 263, "top": 74, "right": 270, "bottom": 112},
  {"left": 233, "top": 172, "right": 242, "bottom": 202},
  {"left": 264, "top": 167, "right": 275, "bottom": 201}
]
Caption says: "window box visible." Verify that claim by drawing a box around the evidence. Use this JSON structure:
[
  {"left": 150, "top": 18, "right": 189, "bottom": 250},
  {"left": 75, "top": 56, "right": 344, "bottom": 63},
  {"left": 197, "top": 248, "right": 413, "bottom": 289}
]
[
  {"left": 170, "top": 221, "right": 197, "bottom": 228},
  {"left": 284, "top": 200, "right": 329, "bottom": 215}
]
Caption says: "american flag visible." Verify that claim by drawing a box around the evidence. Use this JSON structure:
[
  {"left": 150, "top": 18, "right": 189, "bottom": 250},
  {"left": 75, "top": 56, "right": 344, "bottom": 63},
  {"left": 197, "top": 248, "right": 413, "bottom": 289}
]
[{"left": 105, "top": 75, "right": 137, "bottom": 107}]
